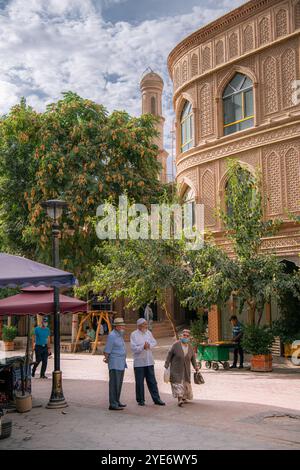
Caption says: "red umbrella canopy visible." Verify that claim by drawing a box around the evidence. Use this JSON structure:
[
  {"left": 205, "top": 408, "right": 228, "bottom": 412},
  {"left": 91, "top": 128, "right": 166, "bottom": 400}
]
[{"left": 0, "top": 286, "right": 87, "bottom": 316}]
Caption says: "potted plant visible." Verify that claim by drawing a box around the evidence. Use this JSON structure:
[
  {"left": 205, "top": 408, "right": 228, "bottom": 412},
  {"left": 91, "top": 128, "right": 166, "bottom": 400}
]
[
  {"left": 273, "top": 320, "right": 300, "bottom": 358},
  {"left": 2, "top": 325, "right": 18, "bottom": 351},
  {"left": 241, "top": 324, "right": 274, "bottom": 372}
]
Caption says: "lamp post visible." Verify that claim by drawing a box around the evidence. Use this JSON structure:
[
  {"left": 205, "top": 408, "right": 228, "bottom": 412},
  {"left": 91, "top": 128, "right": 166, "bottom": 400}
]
[{"left": 41, "top": 199, "right": 68, "bottom": 409}]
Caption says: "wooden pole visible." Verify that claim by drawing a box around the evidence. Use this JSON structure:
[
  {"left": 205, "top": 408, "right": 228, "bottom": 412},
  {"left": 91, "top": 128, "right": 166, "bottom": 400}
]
[{"left": 92, "top": 312, "right": 102, "bottom": 355}]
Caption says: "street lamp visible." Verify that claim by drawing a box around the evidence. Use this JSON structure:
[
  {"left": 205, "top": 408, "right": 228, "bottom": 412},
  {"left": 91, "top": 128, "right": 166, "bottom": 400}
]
[{"left": 41, "top": 199, "right": 68, "bottom": 409}]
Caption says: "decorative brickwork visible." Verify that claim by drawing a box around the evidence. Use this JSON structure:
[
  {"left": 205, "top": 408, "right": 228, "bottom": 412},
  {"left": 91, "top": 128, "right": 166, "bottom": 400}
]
[
  {"left": 285, "top": 147, "right": 300, "bottom": 212},
  {"left": 202, "top": 169, "right": 216, "bottom": 226},
  {"left": 191, "top": 53, "right": 199, "bottom": 77},
  {"left": 202, "top": 46, "right": 211, "bottom": 72},
  {"left": 264, "top": 151, "right": 283, "bottom": 215},
  {"left": 258, "top": 16, "right": 271, "bottom": 45},
  {"left": 199, "top": 83, "right": 213, "bottom": 137},
  {"left": 170, "top": 0, "right": 300, "bottom": 340},
  {"left": 243, "top": 24, "right": 254, "bottom": 53},
  {"left": 208, "top": 305, "right": 221, "bottom": 342},
  {"left": 281, "top": 48, "right": 297, "bottom": 109},
  {"left": 175, "top": 66, "right": 180, "bottom": 89},
  {"left": 182, "top": 60, "right": 188, "bottom": 83},
  {"left": 275, "top": 8, "right": 288, "bottom": 38},
  {"left": 296, "top": 1, "right": 300, "bottom": 29},
  {"left": 263, "top": 56, "right": 278, "bottom": 114},
  {"left": 216, "top": 40, "right": 225, "bottom": 65},
  {"left": 229, "top": 32, "right": 239, "bottom": 59}
]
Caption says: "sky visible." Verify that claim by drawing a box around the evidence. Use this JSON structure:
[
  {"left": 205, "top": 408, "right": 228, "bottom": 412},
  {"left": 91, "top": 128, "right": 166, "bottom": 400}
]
[{"left": 0, "top": 0, "right": 246, "bottom": 179}]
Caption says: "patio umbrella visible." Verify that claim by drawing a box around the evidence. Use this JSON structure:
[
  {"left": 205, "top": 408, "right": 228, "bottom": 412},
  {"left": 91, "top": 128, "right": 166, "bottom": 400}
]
[
  {"left": 0, "top": 286, "right": 87, "bottom": 316},
  {"left": 0, "top": 253, "right": 77, "bottom": 289},
  {"left": 0, "top": 253, "right": 78, "bottom": 405}
]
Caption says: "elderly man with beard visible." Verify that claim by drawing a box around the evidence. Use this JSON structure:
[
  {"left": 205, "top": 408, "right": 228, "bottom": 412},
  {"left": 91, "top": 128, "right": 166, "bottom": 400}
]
[{"left": 130, "top": 318, "right": 165, "bottom": 407}]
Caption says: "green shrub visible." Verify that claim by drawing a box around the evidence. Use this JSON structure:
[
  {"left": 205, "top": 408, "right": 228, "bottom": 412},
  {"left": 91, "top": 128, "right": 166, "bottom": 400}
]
[
  {"left": 190, "top": 316, "right": 207, "bottom": 346},
  {"left": 241, "top": 324, "right": 274, "bottom": 355},
  {"left": 2, "top": 325, "right": 18, "bottom": 342}
]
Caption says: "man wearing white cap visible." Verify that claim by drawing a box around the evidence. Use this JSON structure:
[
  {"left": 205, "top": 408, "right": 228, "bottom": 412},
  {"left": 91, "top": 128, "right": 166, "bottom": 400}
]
[
  {"left": 104, "top": 318, "right": 127, "bottom": 411},
  {"left": 130, "top": 318, "right": 165, "bottom": 407}
]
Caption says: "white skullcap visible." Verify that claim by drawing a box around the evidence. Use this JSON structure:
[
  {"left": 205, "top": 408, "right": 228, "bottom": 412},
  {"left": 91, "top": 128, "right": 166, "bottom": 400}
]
[{"left": 137, "top": 318, "right": 147, "bottom": 326}]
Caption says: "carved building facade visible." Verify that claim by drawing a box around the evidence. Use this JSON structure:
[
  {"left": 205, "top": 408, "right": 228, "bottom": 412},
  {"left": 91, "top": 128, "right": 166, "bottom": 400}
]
[{"left": 168, "top": 0, "right": 300, "bottom": 341}]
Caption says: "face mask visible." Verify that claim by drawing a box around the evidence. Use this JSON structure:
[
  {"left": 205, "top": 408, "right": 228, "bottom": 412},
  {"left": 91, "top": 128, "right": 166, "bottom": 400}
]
[
  {"left": 181, "top": 338, "right": 189, "bottom": 344},
  {"left": 119, "top": 330, "right": 125, "bottom": 336}
]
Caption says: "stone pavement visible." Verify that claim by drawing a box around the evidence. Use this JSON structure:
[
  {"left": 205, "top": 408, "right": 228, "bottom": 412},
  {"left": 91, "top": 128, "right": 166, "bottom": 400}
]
[{"left": 1, "top": 338, "right": 300, "bottom": 450}]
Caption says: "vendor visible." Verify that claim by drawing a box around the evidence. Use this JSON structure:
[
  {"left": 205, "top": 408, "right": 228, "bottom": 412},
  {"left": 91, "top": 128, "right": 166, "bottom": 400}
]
[
  {"left": 229, "top": 315, "right": 244, "bottom": 369},
  {"left": 31, "top": 317, "right": 51, "bottom": 379}
]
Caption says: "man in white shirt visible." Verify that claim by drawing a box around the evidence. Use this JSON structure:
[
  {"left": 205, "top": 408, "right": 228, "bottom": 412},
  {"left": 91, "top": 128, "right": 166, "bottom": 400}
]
[{"left": 130, "top": 318, "right": 165, "bottom": 407}]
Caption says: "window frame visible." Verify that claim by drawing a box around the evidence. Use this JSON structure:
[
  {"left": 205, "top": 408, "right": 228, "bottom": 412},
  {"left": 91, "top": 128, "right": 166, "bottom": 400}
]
[
  {"left": 180, "top": 101, "right": 194, "bottom": 153},
  {"left": 223, "top": 74, "right": 254, "bottom": 136}
]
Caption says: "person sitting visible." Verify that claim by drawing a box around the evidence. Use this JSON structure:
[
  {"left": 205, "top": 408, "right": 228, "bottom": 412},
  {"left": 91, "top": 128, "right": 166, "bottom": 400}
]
[{"left": 81, "top": 326, "right": 96, "bottom": 352}]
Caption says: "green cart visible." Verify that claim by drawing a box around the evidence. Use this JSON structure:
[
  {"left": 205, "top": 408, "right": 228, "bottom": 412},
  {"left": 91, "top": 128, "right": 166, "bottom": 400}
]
[{"left": 197, "top": 342, "right": 236, "bottom": 371}]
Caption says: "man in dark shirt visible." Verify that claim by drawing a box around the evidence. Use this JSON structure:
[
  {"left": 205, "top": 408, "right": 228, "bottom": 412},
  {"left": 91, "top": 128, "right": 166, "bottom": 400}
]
[
  {"left": 230, "top": 315, "right": 244, "bottom": 369},
  {"left": 32, "top": 317, "right": 51, "bottom": 378}
]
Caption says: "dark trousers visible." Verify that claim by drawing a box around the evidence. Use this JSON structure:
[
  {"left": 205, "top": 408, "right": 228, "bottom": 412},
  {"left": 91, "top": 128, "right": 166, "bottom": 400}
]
[
  {"left": 32, "top": 345, "right": 48, "bottom": 377},
  {"left": 233, "top": 343, "right": 244, "bottom": 366},
  {"left": 109, "top": 369, "right": 125, "bottom": 408},
  {"left": 134, "top": 365, "right": 160, "bottom": 404},
  {"left": 81, "top": 339, "right": 91, "bottom": 351}
]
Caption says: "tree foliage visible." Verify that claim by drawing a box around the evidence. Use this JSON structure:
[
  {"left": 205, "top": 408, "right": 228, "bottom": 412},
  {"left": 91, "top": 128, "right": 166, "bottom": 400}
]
[
  {"left": 0, "top": 92, "right": 166, "bottom": 283},
  {"left": 91, "top": 238, "right": 188, "bottom": 338},
  {"left": 184, "top": 160, "right": 299, "bottom": 326}
]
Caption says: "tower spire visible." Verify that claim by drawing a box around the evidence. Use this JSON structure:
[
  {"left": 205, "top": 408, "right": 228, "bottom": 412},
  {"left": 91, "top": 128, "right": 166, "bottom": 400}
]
[{"left": 140, "top": 70, "right": 168, "bottom": 183}]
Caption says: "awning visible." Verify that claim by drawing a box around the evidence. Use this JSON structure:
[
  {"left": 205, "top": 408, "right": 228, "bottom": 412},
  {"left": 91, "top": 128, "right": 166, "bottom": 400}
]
[
  {"left": 0, "top": 286, "right": 87, "bottom": 316},
  {"left": 0, "top": 253, "right": 77, "bottom": 289}
]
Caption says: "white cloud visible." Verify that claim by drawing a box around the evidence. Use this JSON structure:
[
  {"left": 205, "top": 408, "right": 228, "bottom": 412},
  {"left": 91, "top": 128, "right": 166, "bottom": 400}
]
[{"left": 0, "top": 0, "right": 245, "bottom": 179}]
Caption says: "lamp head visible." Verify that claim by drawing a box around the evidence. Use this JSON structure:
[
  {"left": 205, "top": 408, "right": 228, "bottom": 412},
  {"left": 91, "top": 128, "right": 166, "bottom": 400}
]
[{"left": 41, "top": 199, "right": 68, "bottom": 221}]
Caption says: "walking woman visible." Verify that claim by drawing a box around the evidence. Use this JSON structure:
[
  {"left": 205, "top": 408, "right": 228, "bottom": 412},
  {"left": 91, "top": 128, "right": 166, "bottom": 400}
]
[{"left": 164, "top": 329, "right": 199, "bottom": 407}]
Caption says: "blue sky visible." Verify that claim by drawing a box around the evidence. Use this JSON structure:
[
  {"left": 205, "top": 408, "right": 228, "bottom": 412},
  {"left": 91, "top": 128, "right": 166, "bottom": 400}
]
[{"left": 0, "top": 0, "right": 245, "bottom": 178}]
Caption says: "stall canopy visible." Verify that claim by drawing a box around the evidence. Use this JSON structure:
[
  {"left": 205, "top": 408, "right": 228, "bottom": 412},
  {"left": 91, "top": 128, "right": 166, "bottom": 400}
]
[
  {"left": 0, "top": 286, "right": 87, "bottom": 316},
  {"left": 0, "top": 253, "right": 77, "bottom": 289}
]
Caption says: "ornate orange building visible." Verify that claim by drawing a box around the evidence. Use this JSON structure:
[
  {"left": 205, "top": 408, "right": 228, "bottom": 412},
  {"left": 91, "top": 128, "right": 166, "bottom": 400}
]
[{"left": 168, "top": 0, "right": 300, "bottom": 340}]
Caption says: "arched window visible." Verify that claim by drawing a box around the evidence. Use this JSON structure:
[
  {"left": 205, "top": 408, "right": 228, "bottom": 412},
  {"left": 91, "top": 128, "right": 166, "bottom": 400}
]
[
  {"left": 223, "top": 73, "right": 254, "bottom": 136},
  {"left": 182, "top": 187, "right": 196, "bottom": 227},
  {"left": 180, "top": 101, "right": 193, "bottom": 153}
]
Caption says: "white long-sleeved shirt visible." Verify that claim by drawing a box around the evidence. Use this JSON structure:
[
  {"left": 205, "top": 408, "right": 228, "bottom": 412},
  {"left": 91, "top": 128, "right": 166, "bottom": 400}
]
[{"left": 130, "top": 329, "right": 157, "bottom": 368}]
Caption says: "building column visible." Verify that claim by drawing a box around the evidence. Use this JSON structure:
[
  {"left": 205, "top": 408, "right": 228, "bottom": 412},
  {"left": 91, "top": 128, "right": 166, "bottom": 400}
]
[
  {"left": 71, "top": 314, "right": 79, "bottom": 344},
  {"left": 208, "top": 305, "right": 221, "bottom": 342}
]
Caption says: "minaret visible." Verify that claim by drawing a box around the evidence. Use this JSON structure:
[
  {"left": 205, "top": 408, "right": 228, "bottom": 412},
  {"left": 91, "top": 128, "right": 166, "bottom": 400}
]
[{"left": 140, "top": 70, "right": 168, "bottom": 183}]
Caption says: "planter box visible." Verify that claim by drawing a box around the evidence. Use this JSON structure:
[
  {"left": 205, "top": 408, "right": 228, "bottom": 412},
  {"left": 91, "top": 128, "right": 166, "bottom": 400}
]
[
  {"left": 3, "top": 341, "right": 15, "bottom": 351},
  {"left": 251, "top": 354, "right": 272, "bottom": 372}
]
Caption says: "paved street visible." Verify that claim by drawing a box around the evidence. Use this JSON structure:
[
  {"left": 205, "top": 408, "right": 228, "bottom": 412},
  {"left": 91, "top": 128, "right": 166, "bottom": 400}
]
[{"left": 1, "top": 339, "right": 300, "bottom": 450}]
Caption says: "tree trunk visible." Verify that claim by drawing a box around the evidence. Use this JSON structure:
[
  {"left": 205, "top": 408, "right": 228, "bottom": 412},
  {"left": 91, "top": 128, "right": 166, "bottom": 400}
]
[
  {"left": 257, "top": 309, "right": 264, "bottom": 326},
  {"left": 162, "top": 302, "right": 178, "bottom": 339},
  {"left": 247, "top": 301, "right": 256, "bottom": 325}
]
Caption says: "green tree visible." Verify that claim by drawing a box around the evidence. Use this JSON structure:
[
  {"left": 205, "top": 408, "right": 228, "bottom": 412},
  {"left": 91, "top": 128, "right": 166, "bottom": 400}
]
[
  {"left": 0, "top": 99, "right": 41, "bottom": 256},
  {"left": 91, "top": 238, "right": 188, "bottom": 338},
  {"left": 0, "top": 92, "right": 166, "bottom": 283},
  {"left": 185, "top": 160, "right": 299, "bottom": 326}
]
